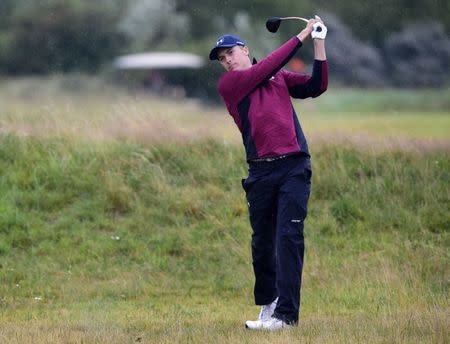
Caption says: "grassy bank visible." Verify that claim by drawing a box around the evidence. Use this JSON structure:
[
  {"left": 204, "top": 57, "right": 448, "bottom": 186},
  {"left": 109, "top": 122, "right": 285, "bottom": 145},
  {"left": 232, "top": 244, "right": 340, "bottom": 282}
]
[{"left": 0, "top": 135, "right": 448, "bottom": 343}]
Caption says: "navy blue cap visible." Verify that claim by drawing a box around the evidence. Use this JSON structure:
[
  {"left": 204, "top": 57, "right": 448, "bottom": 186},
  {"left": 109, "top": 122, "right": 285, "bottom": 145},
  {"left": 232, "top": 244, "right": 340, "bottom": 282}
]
[{"left": 209, "top": 35, "right": 246, "bottom": 60}]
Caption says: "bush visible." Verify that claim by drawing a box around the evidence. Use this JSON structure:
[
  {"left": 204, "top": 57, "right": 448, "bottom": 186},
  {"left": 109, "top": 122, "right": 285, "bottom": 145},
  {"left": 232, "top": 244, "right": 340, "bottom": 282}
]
[
  {"left": 0, "top": 1, "right": 125, "bottom": 74},
  {"left": 384, "top": 21, "right": 450, "bottom": 87}
]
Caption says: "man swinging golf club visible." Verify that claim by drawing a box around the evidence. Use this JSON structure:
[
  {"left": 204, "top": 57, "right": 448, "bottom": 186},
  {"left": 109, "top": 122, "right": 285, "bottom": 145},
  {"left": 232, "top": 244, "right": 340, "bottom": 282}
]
[{"left": 209, "top": 15, "right": 328, "bottom": 330}]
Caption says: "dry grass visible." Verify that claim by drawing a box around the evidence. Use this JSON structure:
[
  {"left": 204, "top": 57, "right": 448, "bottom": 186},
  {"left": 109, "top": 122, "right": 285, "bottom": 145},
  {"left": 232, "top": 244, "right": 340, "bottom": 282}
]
[
  {"left": 0, "top": 92, "right": 238, "bottom": 144},
  {"left": 309, "top": 131, "right": 450, "bottom": 152},
  {"left": 1, "top": 77, "right": 449, "bottom": 151},
  {"left": 1, "top": 301, "right": 448, "bottom": 343}
]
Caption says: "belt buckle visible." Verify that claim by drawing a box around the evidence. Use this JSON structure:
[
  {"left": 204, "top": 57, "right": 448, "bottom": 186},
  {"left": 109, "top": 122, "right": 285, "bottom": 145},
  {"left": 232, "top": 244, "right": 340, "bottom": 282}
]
[
  {"left": 272, "top": 154, "right": 287, "bottom": 161},
  {"left": 260, "top": 154, "right": 287, "bottom": 162}
]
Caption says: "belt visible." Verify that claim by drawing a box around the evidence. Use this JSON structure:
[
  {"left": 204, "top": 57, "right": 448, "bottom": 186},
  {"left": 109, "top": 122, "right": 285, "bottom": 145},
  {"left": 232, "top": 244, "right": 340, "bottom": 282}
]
[{"left": 250, "top": 154, "right": 289, "bottom": 163}]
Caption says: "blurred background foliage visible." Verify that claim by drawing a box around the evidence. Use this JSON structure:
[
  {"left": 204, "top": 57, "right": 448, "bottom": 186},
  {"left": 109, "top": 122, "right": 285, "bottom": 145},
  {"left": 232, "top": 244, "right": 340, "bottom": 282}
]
[{"left": 0, "top": 0, "right": 449, "bottom": 99}]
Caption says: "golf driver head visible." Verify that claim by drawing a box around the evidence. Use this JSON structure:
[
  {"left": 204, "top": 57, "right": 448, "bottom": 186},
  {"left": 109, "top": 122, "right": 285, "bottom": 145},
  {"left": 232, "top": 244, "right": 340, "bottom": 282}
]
[{"left": 266, "top": 17, "right": 282, "bottom": 33}]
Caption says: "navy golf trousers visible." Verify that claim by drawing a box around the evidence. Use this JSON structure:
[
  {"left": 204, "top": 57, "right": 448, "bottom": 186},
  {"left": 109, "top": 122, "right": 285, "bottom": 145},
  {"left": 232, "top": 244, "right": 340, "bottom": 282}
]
[{"left": 241, "top": 153, "right": 312, "bottom": 324}]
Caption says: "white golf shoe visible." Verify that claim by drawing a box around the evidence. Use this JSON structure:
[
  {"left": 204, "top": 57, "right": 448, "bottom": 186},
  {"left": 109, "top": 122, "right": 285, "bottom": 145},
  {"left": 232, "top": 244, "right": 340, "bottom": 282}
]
[
  {"left": 245, "top": 297, "right": 278, "bottom": 330},
  {"left": 261, "top": 316, "right": 292, "bottom": 330}
]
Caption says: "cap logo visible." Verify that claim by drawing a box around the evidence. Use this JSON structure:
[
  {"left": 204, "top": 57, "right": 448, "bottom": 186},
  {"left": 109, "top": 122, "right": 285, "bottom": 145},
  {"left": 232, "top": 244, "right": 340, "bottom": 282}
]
[{"left": 209, "top": 35, "right": 245, "bottom": 60}]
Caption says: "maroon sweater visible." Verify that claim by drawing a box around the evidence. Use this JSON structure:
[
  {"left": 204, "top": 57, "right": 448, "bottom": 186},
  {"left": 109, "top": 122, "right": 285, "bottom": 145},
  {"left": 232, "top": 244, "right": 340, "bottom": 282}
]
[{"left": 218, "top": 36, "right": 328, "bottom": 161}]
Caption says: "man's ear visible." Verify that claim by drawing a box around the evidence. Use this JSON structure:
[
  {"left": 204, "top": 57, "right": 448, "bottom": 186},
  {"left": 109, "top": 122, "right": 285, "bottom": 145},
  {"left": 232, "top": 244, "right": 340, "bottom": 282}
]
[{"left": 243, "top": 46, "right": 249, "bottom": 56}]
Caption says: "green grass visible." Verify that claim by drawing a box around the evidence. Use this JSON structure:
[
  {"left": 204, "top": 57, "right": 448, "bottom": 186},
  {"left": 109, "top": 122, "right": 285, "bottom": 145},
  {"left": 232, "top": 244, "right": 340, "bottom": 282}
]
[
  {"left": 302, "top": 87, "right": 450, "bottom": 113},
  {"left": 0, "top": 77, "right": 449, "bottom": 342},
  {"left": 0, "top": 134, "right": 448, "bottom": 343},
  {"left": 300, "top": 112, "right": 450, "bottom": 140}
]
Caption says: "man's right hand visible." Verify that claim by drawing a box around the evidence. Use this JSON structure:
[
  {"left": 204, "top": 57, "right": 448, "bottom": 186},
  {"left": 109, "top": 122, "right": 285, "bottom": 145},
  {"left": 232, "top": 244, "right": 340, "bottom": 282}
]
[{"left": 297, "top": 18, "right": 316, "bottom": 42}]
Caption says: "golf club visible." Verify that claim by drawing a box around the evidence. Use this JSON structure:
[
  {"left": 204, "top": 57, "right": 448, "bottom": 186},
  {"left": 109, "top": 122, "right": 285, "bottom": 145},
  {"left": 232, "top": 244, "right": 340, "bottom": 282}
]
[
  {"left": 266, "top": 17, "right": 309, "bottom": 33},
  {"left": 266, "top": 15, "right": 327, "bottom": 39}
]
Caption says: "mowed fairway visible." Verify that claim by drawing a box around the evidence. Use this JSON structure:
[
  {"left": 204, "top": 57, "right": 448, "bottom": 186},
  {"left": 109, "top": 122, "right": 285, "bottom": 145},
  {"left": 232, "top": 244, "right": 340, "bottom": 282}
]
[{"left": 0, "top": 78, "right": 449, "bottom": 343}]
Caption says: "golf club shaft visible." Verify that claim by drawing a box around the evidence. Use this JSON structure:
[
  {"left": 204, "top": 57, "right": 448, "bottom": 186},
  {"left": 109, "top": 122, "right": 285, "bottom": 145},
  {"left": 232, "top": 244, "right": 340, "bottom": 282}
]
[{"left": 280, "top": 17, "right": 309, "bottom": 23}]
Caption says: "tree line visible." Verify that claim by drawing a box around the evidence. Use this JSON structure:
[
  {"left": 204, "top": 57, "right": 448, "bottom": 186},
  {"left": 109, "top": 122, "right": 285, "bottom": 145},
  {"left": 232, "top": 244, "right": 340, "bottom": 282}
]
[{"left": 0, "top": 0, "right": 449, "bottom": 91}]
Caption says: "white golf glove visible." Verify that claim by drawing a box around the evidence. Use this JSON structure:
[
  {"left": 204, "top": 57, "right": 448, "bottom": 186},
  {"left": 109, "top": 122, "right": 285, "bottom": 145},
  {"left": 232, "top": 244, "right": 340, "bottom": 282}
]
[{"left": 311, "top": 15, "right": 327, "bottom": 40}]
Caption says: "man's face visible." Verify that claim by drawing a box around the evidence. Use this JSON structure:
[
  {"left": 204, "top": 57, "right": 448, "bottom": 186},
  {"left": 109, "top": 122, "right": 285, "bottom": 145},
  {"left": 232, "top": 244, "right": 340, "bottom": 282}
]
[{"left": 217, "top": 45, "right": 251, "bottom": 72}]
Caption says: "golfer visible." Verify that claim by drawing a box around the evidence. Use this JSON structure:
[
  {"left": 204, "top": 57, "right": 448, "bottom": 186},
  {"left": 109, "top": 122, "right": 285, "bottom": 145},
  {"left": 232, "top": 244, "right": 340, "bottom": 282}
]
[{"left": 209, "top": 16, "right": 328, "bottom": 330}]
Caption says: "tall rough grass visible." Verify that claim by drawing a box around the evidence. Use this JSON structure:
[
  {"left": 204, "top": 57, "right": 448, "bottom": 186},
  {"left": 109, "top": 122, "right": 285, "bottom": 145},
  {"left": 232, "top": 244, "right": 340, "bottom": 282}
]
[{"left": 0, "top": 134, "right": 448, "bottom": 343}]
